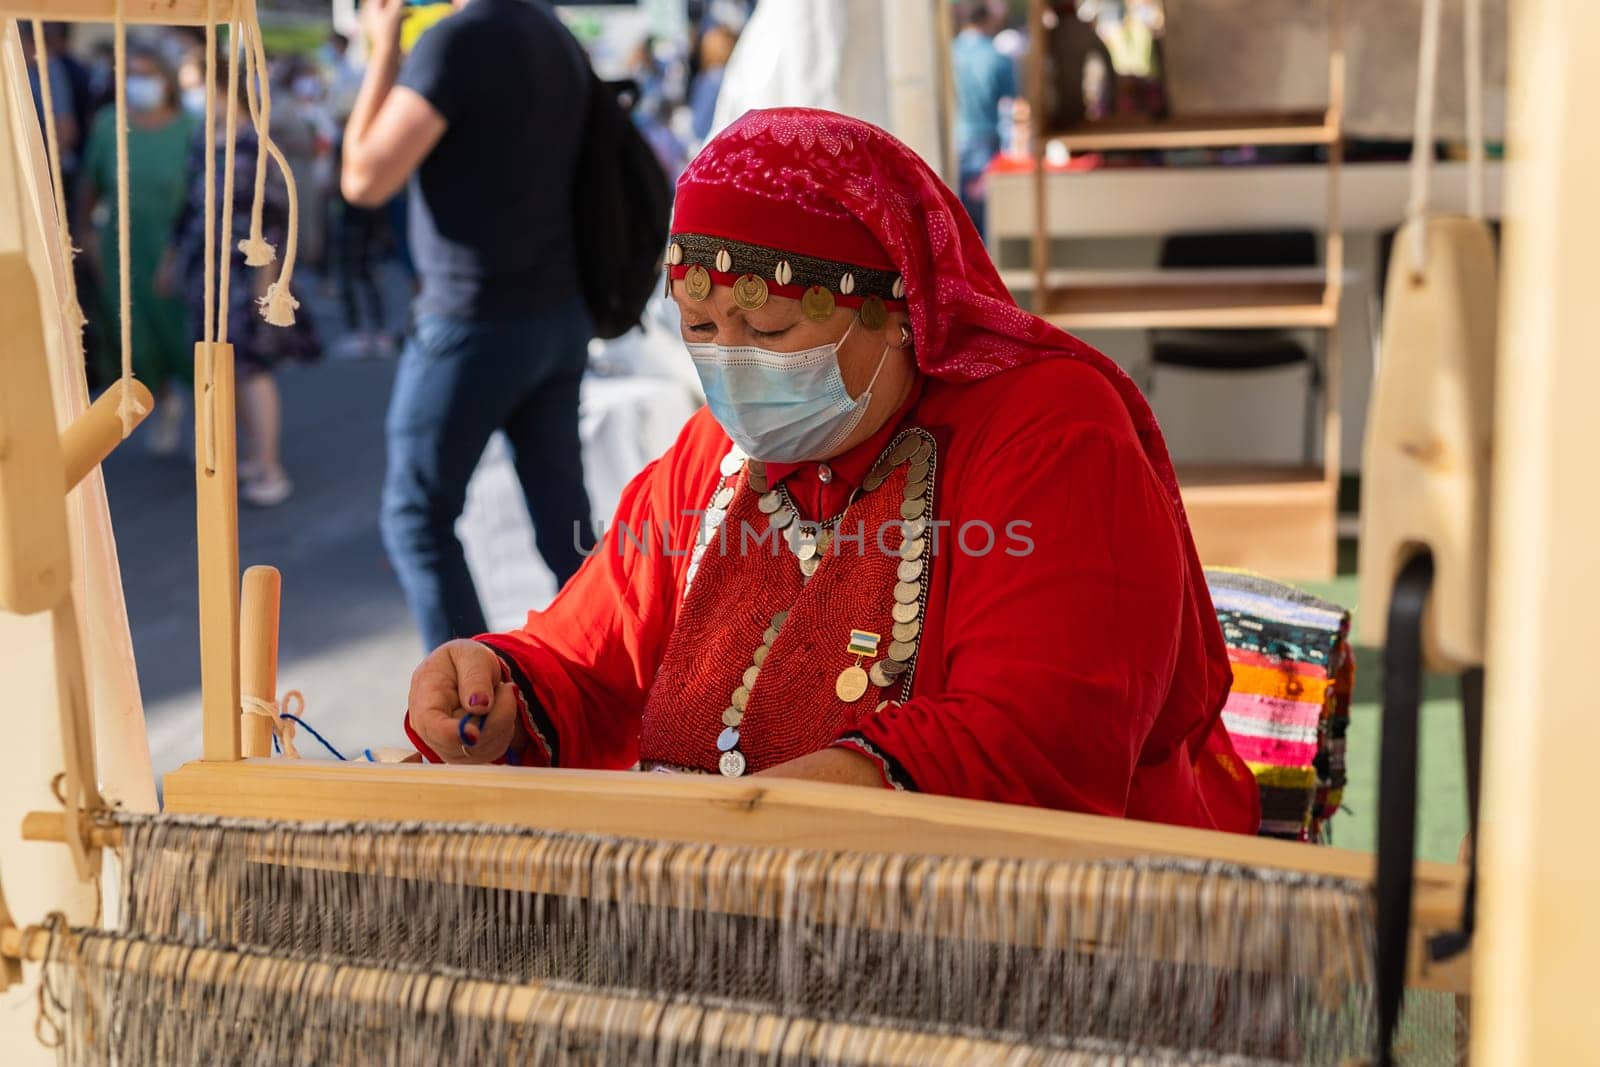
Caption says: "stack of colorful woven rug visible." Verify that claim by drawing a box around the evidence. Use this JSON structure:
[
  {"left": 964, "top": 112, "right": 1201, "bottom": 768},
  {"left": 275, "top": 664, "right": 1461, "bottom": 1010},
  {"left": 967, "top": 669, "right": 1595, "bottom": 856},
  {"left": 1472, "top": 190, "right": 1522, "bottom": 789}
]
[{"left": 1206, "top": 568, "right": 1354, "bottom": 841}]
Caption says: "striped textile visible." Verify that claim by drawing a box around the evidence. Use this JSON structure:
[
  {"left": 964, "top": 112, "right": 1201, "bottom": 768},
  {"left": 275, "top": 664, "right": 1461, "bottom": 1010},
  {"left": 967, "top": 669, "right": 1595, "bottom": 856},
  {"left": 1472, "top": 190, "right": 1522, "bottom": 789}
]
[{"left": 1206, "top": 569, "right": 1354, "bottom": 842}]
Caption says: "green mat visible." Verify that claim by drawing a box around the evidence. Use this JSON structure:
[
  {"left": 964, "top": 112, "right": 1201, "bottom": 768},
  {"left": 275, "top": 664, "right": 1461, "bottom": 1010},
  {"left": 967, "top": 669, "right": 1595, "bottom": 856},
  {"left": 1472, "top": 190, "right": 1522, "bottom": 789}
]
[{"left": 1299, "top": 570, "right": 1470, "bottom": 863}]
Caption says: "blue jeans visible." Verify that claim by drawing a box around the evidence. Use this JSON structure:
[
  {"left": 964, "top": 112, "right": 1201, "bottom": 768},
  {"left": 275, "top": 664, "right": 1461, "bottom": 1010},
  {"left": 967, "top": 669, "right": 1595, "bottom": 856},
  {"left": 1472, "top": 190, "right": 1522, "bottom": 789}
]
[{"left": 381, "top": 300, "right": 595, "bottom": 651}]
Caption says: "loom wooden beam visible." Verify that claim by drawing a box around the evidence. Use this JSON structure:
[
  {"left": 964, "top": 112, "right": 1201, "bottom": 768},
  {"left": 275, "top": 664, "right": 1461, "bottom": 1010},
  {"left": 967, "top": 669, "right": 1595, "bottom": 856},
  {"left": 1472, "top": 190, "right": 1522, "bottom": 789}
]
[
  {"left": 0, "top": 0, "right": 236, "bottom": 25},
  {"left": 156, "top": 761, "right": 1473, "bottom": 993},
  {"left": 59, "top": 378, "right": 154, "bottom": 491},
  {"left": 239, "top": 566, "right": 280, "bottom": 758},
  {"left": 0, "top": 927, "right": 1045, "bottom": 1064},
  {"left": 20, "top": 811, "right": 118, "bottom": 849},
  {"left": 194, "top": 342, "right": 240, "bottom": 762}
]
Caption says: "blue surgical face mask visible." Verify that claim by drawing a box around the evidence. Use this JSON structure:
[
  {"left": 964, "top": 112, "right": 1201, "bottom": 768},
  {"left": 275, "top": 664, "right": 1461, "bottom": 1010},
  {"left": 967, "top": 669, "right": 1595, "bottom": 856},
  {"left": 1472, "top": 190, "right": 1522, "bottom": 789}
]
[
  {"left": 180, "top": 86, "right": 207, "bottom": 117},
  {"left": 125, "top": 75, "right": 165, "bottom": 112},
  {"left": 687, "top": 319, "right": 890, "bottom": 463}
]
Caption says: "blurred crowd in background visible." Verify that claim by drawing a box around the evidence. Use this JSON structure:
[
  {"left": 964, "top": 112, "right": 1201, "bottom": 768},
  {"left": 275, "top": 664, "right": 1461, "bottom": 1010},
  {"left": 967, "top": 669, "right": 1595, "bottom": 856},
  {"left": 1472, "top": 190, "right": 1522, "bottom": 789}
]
[{"left": 17, "top": 0, "right": 1051, "bottom": 518}]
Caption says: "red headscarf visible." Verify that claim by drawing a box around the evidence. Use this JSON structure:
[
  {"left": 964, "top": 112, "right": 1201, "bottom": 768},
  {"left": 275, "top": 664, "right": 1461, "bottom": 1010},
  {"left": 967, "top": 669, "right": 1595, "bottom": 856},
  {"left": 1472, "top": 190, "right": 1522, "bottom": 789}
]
[{"left": 673, "top": 107, "right": 1187, "bottom": 509}]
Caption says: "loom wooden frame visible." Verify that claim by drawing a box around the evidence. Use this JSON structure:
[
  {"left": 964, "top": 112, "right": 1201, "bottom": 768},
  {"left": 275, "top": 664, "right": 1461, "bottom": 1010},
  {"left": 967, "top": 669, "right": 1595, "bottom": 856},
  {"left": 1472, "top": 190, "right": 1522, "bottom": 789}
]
[
  {"left": 0, "top": 4, "right": 1473, "bottom": 1043},
  {"left": 142, "top": 759, "right": 1471, "bottom": 996},
  {"left": 0, "top": 1, "right": 235, "bottom": 25}
]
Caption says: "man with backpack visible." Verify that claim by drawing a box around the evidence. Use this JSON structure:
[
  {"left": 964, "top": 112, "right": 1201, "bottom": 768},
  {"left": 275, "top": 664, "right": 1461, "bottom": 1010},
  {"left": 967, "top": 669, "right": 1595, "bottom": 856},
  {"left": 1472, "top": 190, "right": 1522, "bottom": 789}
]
[{"left": 344, "top": 0, "right": 626, "bottom": 651}]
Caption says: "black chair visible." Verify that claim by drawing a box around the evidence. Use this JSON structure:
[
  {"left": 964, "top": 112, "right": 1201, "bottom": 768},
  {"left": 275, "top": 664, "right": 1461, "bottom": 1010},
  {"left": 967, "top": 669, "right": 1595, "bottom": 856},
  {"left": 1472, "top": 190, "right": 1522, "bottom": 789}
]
[{"left": 1146, "top": 230, "right": 1323, "bottom": 463}]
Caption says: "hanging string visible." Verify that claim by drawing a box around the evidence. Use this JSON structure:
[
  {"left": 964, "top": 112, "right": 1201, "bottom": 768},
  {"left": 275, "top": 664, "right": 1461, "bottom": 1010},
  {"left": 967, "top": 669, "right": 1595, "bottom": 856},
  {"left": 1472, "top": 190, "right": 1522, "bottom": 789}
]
[
  {"left": 215, "top": 19, "right": 243, "bottom": 343},
  {"left": 202, "top": 2, "right": 217, "bottom": 346},
  {"left": 236, "top": 15, "right": 274, "bottom": 267},
  {"left": 28, "top": 21, "right": 85, "bottom": 340},
  {"left": 238, "top": 0, "right": 303, "bottom": 326},
  {"left": 111, "top": 2, "right": 145, "bottom": 436},
  {"left": 1463, "top": 0, "right": 1485, "bottom": 220},
  {"left": 1405, "top": 0, "right": 1443, "bottom": 279}
]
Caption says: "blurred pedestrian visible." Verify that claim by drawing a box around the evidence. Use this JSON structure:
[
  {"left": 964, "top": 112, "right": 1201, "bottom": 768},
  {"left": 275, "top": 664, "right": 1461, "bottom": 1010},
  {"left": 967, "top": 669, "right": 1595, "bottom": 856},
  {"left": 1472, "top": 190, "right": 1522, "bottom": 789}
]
[
  {"left": 78, "top": 44, "right": 195, "bottom": 452},
  {"left": 23, "top": 24, "right": 79, "bottom": 161},
  {"left": 342, "top": 0, "right": 596, "bottom": 650},
  {"left": 688, "top": 24, "right": 735, "bottom": 144},
  {"left": 952, "top": 0, "right": 1017, "bottom": 238}
]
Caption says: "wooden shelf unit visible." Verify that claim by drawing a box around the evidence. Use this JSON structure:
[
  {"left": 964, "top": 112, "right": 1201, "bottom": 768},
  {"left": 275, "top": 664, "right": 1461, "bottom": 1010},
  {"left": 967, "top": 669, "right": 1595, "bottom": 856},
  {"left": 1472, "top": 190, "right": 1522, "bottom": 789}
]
[
  {"left": 1044, "top": 111, "right": 1338, "bottom": 152},
  {"left": 1178, "top": 466, "right": 1338, "bottom": 579},
  {"left": 1000, "top": 267, "right": 1336, "bottom": 330},
  {"left": 1024, "top": 0, "right": 1347, "bottom": 579}
]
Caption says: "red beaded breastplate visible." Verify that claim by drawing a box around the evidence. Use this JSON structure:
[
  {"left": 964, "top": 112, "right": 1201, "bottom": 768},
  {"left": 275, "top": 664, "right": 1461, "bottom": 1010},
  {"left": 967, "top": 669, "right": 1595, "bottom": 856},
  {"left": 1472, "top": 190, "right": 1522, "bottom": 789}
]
[{"left": 640, "top": 431, "right": 936, "bottom": 776}]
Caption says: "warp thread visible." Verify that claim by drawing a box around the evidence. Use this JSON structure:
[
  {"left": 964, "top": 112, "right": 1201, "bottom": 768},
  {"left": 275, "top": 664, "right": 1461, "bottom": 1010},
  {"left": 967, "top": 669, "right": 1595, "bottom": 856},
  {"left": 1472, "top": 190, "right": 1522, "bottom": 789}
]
[{"left": 25, "top": 813, "right": 1473, "bottom": 1063}]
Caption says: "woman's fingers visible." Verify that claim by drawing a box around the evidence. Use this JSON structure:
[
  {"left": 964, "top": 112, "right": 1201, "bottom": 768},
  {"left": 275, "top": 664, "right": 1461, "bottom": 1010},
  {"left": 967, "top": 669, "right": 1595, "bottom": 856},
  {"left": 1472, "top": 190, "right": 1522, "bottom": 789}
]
[
  {"left": 407, "top": 641, "right": 482, "bottom": 761},
  {"left": 447, "top": 640, "right": 499, "bottom": 718},
  {"left": 456, "top": 683, "right": 519, "bottom": 765},
  {"left": 406, "top": 641, "right": 521, "bottom": 764}
]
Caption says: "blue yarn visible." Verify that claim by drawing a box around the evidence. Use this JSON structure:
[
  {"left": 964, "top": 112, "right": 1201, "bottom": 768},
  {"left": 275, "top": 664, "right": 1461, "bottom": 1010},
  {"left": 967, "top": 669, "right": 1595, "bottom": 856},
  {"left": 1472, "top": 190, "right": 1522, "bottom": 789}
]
[{"left": 278, "top": 713, "right": 363, "bottom": 762}]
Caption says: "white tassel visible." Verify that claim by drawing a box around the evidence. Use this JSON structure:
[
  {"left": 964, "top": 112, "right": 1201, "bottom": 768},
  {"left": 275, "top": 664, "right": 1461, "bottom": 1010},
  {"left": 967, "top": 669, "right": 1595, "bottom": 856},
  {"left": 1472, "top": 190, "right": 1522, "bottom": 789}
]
[
  {"left": 116, "top": 380, "right": 149, "bottom": 435},
  {"left": 238, "top": 234, "right": 277, "bottom": 267},
  {"left": 258, "top": 281, "right": 299, "bottom": 326}
]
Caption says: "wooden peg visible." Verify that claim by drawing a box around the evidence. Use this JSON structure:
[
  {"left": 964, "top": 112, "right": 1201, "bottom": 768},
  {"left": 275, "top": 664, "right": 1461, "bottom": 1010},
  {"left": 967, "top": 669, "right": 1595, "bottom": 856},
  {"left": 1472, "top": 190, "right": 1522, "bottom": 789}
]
[
  {"left": 60, "top": 377, "right": 155, "bottom": 490},
  {"left": 240, "top": 565, "right": 281, "bottom": 758}
]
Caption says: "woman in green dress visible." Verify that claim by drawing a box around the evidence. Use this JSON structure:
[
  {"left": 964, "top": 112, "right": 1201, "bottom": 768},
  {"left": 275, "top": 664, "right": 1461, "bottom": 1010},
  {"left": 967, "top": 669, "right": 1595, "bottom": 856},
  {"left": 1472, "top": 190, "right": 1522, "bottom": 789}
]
[{"left": 78, "top": 45, "right": 195, "bottom": 455}]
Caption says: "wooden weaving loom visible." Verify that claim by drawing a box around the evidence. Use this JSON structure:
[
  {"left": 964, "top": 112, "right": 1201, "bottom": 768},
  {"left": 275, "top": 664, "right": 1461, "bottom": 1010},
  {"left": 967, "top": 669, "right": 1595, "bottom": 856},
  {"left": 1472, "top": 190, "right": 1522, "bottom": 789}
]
[{"left": 10, "top": 0, "right": 1582, "bottom": 1062}]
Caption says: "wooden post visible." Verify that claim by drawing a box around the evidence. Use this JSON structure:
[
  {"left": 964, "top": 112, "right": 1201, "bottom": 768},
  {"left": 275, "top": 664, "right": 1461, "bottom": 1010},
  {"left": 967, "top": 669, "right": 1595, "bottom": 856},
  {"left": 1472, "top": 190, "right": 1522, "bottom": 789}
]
[
  {"left": 1322, "top": 0, "right": 1345, "bottom": 497},
  {"left": 59, "top": 378, "right": 154, "bottom": 491},
  {"left": 239, "top": 566, "right": 281, "bottom": 759},
  {"left": 195, "top": 341, "right": 240, "bottom": 762},
  {"left": 1473, "top": 0, "right": 1600, "bottom": 1061},
  {"left": 0, "top": 252, "right": 68, "bottom": 617},
  {"left": 0, "top": 880, "right": 19, "bottom": 991}
]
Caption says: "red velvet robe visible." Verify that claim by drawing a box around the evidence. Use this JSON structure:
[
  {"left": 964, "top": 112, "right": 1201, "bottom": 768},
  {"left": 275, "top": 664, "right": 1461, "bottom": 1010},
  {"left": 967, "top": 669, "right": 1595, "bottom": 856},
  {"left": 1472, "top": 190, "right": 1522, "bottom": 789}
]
[{"left": 407, "top": 359, "right": 1261, "bottom": 834}]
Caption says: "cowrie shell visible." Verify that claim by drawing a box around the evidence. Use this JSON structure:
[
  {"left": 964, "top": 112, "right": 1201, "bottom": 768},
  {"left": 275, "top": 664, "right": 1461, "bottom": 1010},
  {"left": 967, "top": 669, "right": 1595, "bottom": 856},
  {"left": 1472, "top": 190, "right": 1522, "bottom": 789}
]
[
  {"left": 775, "top": 260, "right": 793, "bottom": 286},
  {"left": 839, "top": 272, "right": 856, "bottom": 295},
  {"left": 891, "top": 275, "right": 905, "bottom": 298},
  {"left": 715, "top": 248, "right": 732, "bottom": 273},
  {"left": 667, "top": 242, "right": 684, "bottom": 266}
]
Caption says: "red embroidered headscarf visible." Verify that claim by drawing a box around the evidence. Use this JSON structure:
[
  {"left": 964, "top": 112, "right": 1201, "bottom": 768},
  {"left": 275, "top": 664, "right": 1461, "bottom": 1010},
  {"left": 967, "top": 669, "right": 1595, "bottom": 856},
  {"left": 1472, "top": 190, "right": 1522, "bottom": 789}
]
[{"left": 670, "top": 107, "right": 1188, "bottom": 509}]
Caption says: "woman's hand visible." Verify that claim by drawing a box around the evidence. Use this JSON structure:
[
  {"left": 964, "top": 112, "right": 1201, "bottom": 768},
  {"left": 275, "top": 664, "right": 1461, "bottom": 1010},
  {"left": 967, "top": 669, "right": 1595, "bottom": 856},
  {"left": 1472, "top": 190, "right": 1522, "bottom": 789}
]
[{"left": 406, "top": 639, "right": 522, "bottom": 764}]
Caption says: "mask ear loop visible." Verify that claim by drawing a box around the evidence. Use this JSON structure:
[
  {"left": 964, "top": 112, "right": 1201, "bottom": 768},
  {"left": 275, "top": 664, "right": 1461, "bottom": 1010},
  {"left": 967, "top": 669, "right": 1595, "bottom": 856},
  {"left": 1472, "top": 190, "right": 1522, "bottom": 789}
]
[
  {"left": 837, "top": 312, "right": 891, "bottom": 404},
  {"left": 852, "top": 342, "right": 892, "bottom": 404}
]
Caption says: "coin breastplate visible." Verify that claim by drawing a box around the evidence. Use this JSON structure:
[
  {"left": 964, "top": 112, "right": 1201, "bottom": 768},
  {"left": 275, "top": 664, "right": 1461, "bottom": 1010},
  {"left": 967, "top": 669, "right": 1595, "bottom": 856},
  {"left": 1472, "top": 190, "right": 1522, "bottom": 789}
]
[{"left": 640, "top": 430, "right": 937, "bottom": 775}]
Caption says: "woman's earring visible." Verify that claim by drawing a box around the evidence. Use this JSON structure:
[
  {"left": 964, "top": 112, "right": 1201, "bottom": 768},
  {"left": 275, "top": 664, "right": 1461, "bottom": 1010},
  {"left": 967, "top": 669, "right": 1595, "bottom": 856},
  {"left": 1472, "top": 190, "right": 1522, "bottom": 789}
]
[{"left": 898, "top": 324, "right": 912, "bottom": 348}]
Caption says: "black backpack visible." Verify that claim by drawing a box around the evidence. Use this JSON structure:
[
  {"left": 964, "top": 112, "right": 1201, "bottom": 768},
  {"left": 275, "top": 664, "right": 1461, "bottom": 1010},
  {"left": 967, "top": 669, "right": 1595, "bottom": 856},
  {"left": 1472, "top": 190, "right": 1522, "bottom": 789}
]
[{"left": 571, "top": 74, "right": 673, "bottom": 340}]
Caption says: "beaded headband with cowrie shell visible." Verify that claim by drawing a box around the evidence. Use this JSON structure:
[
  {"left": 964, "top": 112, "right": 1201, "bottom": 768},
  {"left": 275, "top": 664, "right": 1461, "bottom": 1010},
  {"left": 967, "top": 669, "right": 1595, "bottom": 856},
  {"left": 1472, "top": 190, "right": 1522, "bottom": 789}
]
[{"left": 666, "top": 233, "right": 908, "bottom": 324}]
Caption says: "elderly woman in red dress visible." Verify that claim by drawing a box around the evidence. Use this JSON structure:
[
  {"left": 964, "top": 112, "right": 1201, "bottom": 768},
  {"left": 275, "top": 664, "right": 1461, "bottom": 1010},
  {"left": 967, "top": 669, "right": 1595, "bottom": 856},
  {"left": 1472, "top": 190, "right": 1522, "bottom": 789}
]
[{"left": 403, "top": 108, "right": 1259, "bottom": 833}]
